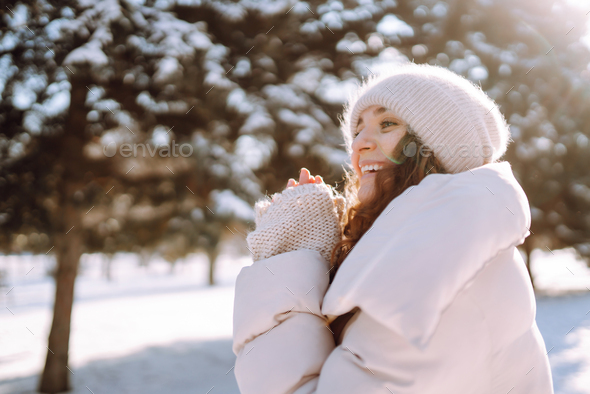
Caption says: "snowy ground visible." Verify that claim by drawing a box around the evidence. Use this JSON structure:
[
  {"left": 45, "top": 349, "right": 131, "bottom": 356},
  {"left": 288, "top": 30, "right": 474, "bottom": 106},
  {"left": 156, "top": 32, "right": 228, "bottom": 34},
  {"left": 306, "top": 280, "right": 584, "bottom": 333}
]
[{"left": 0, "top": 247, "right": 589, "bottom": 394}]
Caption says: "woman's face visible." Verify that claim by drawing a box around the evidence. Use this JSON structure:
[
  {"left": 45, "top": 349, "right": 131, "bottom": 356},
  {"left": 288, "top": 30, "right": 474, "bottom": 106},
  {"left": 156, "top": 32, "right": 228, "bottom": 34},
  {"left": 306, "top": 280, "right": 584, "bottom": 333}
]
[{"left": 351, "top": 105, "right": 408, "bottom": 204}]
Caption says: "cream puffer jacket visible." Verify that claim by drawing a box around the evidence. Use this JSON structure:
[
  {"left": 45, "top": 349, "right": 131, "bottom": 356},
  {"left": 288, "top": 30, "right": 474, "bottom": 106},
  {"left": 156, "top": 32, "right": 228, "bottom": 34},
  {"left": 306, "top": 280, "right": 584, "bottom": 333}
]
[{"left": 232, "top": 161, "right": 554, "bottom": 394}]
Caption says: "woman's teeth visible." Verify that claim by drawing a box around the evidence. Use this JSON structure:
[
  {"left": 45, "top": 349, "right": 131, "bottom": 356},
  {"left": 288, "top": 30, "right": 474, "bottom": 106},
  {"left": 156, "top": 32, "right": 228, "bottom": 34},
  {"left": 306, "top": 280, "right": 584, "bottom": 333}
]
[{"left": 361, "top": 164, "right": 383, "bottom": 175}]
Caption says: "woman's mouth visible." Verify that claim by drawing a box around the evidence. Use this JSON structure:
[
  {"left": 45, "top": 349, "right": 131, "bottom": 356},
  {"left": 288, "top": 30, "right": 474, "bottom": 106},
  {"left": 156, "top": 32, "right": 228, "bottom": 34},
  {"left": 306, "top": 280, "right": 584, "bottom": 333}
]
[{"left": 360, "top": 164, "right": 383, "bottom": 179}]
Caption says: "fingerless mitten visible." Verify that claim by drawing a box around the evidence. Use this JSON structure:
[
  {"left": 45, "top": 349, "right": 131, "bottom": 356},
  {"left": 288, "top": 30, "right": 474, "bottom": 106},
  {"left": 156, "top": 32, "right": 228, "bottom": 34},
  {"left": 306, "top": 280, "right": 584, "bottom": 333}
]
[{"left": 246, "top": 183, "right": 346, "bottom": 263}]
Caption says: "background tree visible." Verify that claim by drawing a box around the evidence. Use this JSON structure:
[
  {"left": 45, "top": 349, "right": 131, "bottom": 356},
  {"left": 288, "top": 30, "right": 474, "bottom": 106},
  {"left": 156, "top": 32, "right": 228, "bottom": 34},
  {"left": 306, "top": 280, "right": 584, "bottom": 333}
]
[{"left": 0, "top": 1, "right": 260, "bottom": 391}]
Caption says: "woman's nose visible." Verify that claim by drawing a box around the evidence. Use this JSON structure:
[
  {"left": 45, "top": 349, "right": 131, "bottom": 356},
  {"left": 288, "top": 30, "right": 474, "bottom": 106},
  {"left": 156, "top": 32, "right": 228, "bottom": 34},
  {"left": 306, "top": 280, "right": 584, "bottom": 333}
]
[{"left": 352, "top": 128, "right": 376, "bottom": 152}]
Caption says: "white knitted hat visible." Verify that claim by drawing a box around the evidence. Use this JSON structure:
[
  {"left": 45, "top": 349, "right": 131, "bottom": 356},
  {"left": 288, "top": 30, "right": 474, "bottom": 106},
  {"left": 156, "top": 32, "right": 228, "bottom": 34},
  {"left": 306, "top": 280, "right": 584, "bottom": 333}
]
[{"left": 341, "top": 62, "right": 511, "bottom": 174}]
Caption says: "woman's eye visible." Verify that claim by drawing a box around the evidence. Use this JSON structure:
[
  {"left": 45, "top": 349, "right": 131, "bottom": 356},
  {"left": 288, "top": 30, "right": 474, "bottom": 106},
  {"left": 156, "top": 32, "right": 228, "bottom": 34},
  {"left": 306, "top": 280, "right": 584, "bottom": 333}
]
[
  {"left": 381, "top": 121, "right": 398, "bottom": 128},
  {"left": 353, "top": 120, "right": 398, "bottom": 138}
]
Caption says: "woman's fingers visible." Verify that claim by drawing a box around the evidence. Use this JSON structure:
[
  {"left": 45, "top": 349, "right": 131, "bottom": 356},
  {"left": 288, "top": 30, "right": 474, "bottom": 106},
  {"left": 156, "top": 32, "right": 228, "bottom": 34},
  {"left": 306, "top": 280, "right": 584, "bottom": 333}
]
[
  {"left": 299, "top": 168, "right": 315, "bottom": 185},
  {"left": 283, "top": 169, "right": 322, "bottom": 191},
  {"left": 299, "top": 168, "right": 309, "bottom": 184}
]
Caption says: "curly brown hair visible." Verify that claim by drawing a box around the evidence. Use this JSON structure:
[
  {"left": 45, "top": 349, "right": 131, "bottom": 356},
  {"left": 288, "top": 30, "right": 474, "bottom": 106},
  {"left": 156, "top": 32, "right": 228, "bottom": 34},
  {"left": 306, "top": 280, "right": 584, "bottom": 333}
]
[{"left": 328, "top": 128, "right": 447, "bottom": 283}]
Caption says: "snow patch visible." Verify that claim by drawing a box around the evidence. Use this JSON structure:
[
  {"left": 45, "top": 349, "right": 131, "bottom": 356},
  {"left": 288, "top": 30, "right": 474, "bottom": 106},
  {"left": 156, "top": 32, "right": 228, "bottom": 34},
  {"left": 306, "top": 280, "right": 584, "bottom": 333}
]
[
  {"left": 0, "top": 31, "right": 19, "bottom": 52},
  {"left": 151, "top": 125, "right": 173, "bottom": 146},
  {"left": 44, "top": 18, "right": 88, "bottom": 42},
  {"left": 289, "top": 67, "right": 323, "bottom": 95},
  {"left": 377, "top": 14, "right": 414, "bottom": 37},
  {"left": 22, "top": 81, "right": 71, "bottom": 135},
  {"left": 63, "top": 42, "right": 109, "bottom": 67},
  {"left": 136, "top": 91, "right": 188, "bottom": 114},
  {"left": 210, "top": 189, "right": 255, "bottom": 221},
  {"left": 315, "top": 75, "right": 358, "bottom": 105},
  {"left": 234, "top": 135, "right": 276, "bottom": 170},
  {"left": 530, "top": 247, "right": 590, "bottom": 295},
  {"left": 3, "top": 3, "right": 28, "bottom": 29},
  {"left": 261, "top": 84, "right": 308, "bottom": 110},
  {"left": 11, "top": 82, "right": 37, "bottom": 110},
  {"left": 232, "top": 58, "right": 251, "bottom": 78},
  {"left": 186, "top": 30, "right": 212, "bottom": 51},
  {"left": 153, "top": 57, "right": 183, "bottom": 85},
  {"left": 238, "top": 111, "right": 275, "bottom": 134},
  {"left": 0, "top": 54, "right": 18, "bottom": 99},
  {"left": 226, "top": 88, "right": 257, "bottom": 115},
  {"left": 468, "top": 65, "right": 488, "bottom": 82}
]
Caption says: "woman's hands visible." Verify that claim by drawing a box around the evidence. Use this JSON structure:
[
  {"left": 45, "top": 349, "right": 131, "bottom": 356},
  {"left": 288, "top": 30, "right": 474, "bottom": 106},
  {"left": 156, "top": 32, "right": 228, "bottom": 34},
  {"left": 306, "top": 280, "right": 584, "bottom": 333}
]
[
  {"left": 287, "top": 168, "right": 324, "bottom": 188},
  {"left": 270, "top": 168, "right": 324, "bottom": 203},
  {"left": 248, "top": 167, "right": 345, "bottom": 263}
]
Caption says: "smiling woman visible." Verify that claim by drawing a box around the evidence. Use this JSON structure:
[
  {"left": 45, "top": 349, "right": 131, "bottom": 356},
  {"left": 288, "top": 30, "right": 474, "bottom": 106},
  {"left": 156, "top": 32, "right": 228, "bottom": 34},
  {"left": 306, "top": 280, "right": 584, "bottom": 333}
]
[
  {"left": 350, "top": 105, "right": 426, "bottom": 204},
  {"left": 330, "top": 106, "right": 446, "bottom": 277},
  {"left": 234, "top": 62, "right": 554, "bottom": 394}
]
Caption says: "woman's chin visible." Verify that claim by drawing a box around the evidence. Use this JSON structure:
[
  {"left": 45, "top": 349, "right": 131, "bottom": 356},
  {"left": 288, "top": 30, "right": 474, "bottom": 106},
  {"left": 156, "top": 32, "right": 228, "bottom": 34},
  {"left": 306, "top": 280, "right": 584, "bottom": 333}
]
[{"left": 358, "top": 185, "right": 374, "bottom": 204}]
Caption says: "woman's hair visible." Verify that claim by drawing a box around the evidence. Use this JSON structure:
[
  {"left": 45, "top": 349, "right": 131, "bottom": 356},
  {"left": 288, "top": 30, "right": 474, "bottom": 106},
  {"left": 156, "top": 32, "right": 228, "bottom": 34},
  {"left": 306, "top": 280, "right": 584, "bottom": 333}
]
[{"left": 328, "top": 127, "right": 447, "bottom": 283}]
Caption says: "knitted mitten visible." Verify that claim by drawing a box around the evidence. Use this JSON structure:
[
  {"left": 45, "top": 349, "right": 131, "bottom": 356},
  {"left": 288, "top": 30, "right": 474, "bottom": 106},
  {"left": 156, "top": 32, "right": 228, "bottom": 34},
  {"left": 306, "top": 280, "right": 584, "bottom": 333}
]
[{"left": 246, "top": 182, "right": 346, "bottom": 263}]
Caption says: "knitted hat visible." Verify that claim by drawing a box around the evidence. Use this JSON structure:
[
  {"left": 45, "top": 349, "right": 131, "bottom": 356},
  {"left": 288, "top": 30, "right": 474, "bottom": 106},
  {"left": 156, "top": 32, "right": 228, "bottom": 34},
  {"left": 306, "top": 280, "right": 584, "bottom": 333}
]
[{"left": 341, "top": 62, "right": 511, "bottom": 174}]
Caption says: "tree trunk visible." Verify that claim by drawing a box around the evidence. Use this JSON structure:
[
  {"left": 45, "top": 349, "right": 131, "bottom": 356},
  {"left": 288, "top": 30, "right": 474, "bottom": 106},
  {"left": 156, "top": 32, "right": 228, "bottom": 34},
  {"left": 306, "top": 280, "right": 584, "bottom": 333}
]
[
  {"left": 139, "top": 250, "right": 151, "bottom": 268},
  {"left": 207, "top": 246, "right": 219, "bottom": 286},
  {"left": 38, "top": 69, "right": 92, "bottom": 393},
  {"left": 38, "top": 201, "right": 83, "bottom": 393},
  {"left": 102, "top": 254, "right": 113, "bottom": 281}
]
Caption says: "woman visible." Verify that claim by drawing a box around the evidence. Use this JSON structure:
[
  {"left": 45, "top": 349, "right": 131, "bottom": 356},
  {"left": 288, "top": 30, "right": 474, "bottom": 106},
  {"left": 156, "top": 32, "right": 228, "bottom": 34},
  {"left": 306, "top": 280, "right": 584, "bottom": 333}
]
[{"left": 232, "top": 63, "right": 554, "bottom": 393}]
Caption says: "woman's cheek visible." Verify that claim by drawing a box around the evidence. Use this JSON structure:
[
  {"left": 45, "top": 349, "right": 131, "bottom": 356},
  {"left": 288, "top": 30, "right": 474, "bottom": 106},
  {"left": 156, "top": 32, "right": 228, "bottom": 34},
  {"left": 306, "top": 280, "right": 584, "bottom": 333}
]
[
  {"left": 383, "top": 133, "right": 398, "bottom": 151},
  {"left": 383, "top": 130, "right": 404, "bottom": 155},
  {"left": 352, "top": 154, "right": 362, "bottom": 177}
]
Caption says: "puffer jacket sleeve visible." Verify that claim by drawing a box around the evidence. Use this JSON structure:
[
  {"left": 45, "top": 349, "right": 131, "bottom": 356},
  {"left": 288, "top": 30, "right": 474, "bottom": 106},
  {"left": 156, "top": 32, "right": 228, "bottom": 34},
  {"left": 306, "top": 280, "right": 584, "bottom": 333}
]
[{"left": 232, "top": 183, "right": 345, "bottom": 394}]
